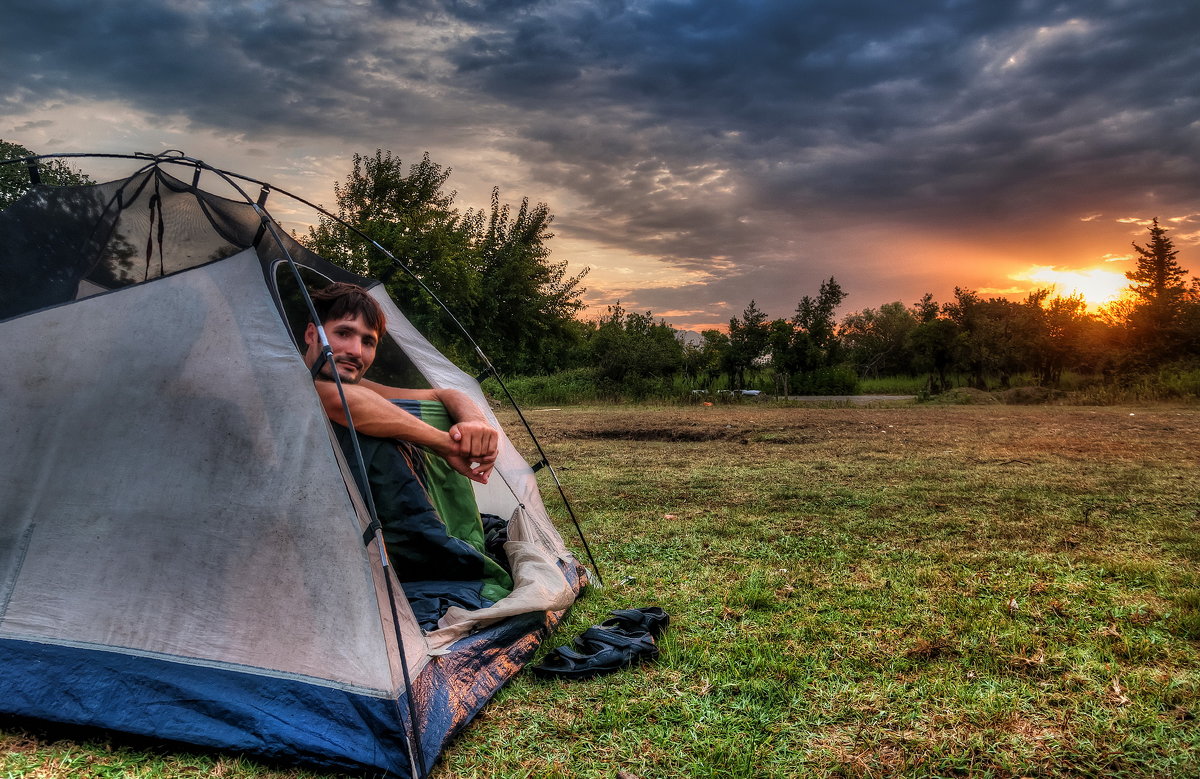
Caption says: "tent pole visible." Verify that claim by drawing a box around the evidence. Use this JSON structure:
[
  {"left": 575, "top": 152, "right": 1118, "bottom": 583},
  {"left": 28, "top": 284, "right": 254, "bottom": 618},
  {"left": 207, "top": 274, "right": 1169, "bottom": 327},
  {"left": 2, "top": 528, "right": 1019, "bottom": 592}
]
[
  {"left": 213, "top": 167, "right": 608, "bottom": 586},
  {"left": 481, "top": 363, "right": 604, "bottom": 587},
  {"left": 140, "top": 152, "right": 430, "bottom": 777},
  {"left": 3, "top": 151, "right": 604, "bottom": 586}
]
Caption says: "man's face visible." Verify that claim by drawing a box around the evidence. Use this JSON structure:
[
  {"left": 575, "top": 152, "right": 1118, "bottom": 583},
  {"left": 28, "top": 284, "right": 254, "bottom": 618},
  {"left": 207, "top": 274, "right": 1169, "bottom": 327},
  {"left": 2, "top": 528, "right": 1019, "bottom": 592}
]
[{"left": 304, "top": 314, "right": 379, "bottom": 384}]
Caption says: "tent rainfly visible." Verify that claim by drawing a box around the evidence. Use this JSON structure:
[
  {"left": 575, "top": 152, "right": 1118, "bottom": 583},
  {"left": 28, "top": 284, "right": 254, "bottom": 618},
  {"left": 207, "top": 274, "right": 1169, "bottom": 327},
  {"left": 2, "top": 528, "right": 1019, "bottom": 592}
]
[{"left": 0, "top": 152, "right": 591, "bottom": 777}]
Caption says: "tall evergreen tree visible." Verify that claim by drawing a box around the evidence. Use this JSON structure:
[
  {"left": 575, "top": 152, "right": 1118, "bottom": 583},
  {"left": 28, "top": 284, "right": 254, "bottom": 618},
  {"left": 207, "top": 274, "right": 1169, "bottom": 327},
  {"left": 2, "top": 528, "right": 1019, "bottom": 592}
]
[
  {"left": 1128, "top": 218, "right": 1186, "bottom": 303},
  {"left": 1124, "top": 218, "right": 1191, "bottom": 364},
  {"left": 792, "top": 276, "right": 847, "bottom": 367},
  {"left": 725, "top": 300, "right": 770, "bottom": 388}
]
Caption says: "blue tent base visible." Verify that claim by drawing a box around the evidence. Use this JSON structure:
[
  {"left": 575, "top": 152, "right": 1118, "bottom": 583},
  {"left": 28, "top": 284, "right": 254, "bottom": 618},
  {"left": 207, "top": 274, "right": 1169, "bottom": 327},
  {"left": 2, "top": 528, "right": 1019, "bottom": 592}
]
[
  {"left": 0, "top": 637, "right": 414, "bottom": 775},
  {"left": 0, "top": 564, "right": 587, "bottom": 777}
]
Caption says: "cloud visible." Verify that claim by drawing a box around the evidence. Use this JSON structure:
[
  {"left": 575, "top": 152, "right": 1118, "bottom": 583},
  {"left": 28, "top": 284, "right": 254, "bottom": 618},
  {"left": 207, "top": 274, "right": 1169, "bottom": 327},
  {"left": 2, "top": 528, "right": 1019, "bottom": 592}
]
[{"left": 3, "top": 0, "right": 1199, "bottom": 327}]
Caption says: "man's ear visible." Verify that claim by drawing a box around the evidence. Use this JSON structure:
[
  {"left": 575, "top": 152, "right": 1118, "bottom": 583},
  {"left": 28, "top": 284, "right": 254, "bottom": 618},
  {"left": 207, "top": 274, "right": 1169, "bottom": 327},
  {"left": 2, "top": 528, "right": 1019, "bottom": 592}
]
[{"left": 303, "top": 321, "right": 318, "bottom": 349}]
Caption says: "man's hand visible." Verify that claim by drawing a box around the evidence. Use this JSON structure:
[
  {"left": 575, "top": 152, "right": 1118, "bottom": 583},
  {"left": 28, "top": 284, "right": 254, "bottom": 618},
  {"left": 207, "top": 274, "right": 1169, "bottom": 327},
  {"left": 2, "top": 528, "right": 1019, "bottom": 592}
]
[
  {"left": 442, "top": 451, "right": 496, "bottom": 484},
  {"left": 446, "top": 420, "right": 498, "bottom": 484},
  {"left": 449, "top": 420, "right": 498, "bottom": 460}
]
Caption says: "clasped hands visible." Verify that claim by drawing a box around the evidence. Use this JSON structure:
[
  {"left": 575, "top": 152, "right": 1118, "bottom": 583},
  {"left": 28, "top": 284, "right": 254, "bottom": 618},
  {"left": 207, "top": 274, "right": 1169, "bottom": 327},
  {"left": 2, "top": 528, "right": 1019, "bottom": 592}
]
[{"left": 438, "top": 420, "right": 498, "bottom": 484}]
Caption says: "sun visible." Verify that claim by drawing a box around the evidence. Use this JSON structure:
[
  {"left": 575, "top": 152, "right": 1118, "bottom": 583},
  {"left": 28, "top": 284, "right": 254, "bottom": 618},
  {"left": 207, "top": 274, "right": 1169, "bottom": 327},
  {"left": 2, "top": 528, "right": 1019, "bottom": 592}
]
[{"left": 1012, "top": 265, "right": 1130, "bottom": 309}]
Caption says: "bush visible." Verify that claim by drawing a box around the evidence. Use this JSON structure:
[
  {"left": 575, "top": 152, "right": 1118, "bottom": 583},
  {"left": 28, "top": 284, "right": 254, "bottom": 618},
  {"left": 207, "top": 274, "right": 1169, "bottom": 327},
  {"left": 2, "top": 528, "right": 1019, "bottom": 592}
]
[
  {"left": 858, "top": 374, "right": 925, "bottom": 394},
  {"left": 485, "top": 367, "right": 605, "bottom": 405},
  {"left": 1155, "top": 360, "right": 1200, "bottom": 397},
  {"left": 791, "top": 365, "right": 859, "bottom": 395}
]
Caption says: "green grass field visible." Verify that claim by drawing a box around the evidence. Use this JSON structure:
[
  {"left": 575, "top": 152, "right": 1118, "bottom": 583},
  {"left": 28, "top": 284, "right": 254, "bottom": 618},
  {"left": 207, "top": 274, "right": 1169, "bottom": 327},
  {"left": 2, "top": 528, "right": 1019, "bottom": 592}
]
[{"left": 4, "top": 403, "right": 1199, "bottom": 778}]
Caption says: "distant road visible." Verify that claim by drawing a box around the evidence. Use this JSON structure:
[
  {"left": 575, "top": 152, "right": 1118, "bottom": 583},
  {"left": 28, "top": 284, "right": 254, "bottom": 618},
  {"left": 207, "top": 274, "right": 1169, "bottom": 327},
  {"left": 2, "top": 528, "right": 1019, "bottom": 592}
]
[{"left": 784, "top": 394, "right": 916, "bottom": 404}]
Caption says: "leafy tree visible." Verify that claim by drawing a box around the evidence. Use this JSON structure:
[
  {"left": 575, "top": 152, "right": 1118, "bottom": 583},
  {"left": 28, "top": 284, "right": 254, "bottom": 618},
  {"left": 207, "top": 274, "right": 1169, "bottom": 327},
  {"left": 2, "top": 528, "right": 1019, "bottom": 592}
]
[
  {"left": 304, "top": 150, "right": 587, "bottom": 374},
  {"left": 586, "top": 303, "right": 683, "bottom": 389},
  {"left": 942, "top": 288, "right": 1046, "bottom": 389},
  {"left": 470, "top": 188, "right": 589, "bottom": 373},
  {"left": 908, "top": 314, "right": 959, "bottom": 394},
  {"left": 306, "top": 150, "right": 473, "bottom": 351},
  {"left": 725, "top": 300, "right": 770, "bottom": 388},
  {"left": 910, "top": 292, "right": 940, "bottom": 324},
  {"left": 1, "top": 140, "right": 94, "bottom": 209},
  {"left": 683, "top": 329, "right": 729, "bottom": 388},
  {"left": 1031, "top": 294, "right": 1099, "bottom": 386},
  {"left": 766, "top": 318, "right": 806, "bottom": 397},
  {"left": 840, "top": 301, "right": 917, "bottom": 378}
]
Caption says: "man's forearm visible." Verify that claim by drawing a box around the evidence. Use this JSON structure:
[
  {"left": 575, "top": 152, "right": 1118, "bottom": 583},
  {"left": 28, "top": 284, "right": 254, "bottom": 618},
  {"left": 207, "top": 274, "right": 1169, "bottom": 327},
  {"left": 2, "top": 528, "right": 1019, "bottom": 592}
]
[
  {"left": 359, "top": 381, "right": 488, "bottom": 424},
  {"left": 314, "top": 380, "right": 452, "bottom": 453},
  {"left": 344, "top": 380, "right": 498, "bottom": 483}
]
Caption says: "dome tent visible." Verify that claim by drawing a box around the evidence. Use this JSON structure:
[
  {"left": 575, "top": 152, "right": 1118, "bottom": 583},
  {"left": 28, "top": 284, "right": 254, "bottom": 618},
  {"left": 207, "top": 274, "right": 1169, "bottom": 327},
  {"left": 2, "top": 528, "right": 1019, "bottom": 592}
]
[{"left": 0, "top": 151, "right": 592, "bottom": 776}]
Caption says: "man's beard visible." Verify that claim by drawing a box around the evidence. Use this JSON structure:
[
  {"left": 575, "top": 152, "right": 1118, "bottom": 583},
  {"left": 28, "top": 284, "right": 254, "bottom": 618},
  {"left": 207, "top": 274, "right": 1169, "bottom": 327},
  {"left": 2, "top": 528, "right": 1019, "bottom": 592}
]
[{"left": 320, "top": 358, "right": 363, "bottom": 383}]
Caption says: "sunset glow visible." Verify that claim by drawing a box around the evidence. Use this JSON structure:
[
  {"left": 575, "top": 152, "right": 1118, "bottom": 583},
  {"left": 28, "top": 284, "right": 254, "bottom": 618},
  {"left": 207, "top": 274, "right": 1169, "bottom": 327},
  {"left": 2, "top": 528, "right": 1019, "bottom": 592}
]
[{"left": 1011, "top": 265, "right": 1131, "bottom": 309}]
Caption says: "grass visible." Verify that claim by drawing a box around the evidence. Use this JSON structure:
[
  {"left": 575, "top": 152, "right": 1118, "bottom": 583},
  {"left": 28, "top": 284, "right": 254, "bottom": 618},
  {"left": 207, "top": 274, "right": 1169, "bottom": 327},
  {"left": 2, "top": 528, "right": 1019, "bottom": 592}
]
[{"left": 5, "top": 404, "right": 1199, "bottom": 777}]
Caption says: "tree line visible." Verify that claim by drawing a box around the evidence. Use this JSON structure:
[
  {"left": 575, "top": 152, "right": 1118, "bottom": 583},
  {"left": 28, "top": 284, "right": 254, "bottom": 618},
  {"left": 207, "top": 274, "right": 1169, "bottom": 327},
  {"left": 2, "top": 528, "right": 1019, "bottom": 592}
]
[
  {"left": 587, "top": 220, "right": 1199, "bottom": 397},
  {"left": 4, "top": 142, "right": 1197, "bottom": 397},
  {"left": 304, "top": 151, "right": 1197, "bottom": 396}
]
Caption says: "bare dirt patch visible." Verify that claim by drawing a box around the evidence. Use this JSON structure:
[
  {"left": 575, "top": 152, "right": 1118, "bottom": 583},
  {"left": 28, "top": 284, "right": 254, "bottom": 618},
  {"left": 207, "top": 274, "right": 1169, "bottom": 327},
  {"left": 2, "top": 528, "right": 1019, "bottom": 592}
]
[{"left": 508, "top": 404, "right": 1200, "bottom": 464}]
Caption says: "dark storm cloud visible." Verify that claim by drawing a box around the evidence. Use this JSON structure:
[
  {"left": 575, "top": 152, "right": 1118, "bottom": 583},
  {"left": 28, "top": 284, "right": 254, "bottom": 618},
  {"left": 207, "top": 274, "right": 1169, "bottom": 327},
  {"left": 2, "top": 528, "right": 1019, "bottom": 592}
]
[
  {"left": 5, "top": 0, "right": 1199, "bottom": 319},
  {"left": 0, "top": 0, "right": 454, "bottom": 138},
  {"left": 450, "top": 1, "right": 1200, "bottom": 216},
  {"left": 433, "top": 0, "right": 1200, "bottom": 313}
]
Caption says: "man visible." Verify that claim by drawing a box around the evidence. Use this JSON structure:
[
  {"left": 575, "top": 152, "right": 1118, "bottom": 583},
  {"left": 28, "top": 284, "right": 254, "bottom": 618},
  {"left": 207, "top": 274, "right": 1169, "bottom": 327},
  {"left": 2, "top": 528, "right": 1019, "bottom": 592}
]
[
  {"left": 301, "top": 283, "right": 513, "bottom": 623},
  {"left": 301, "top": 282, "right": 498, "bottom": 483}
]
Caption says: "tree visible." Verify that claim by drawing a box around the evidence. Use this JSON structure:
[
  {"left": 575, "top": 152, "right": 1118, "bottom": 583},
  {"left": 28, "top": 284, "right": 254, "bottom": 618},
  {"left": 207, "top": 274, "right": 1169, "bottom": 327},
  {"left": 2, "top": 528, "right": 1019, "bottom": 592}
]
[
  {"left": 469, "top": 188, "right": 589, "bottom": 373},
  {"left": 910, "top": 292, "right": 940, "bottom": 324},
  {"left": 725, "top": 300, "right": 770, "bottom": 389},
  {"left": 1, "top": 140, "right": 94, "bottom": 209},
  {"left": 304, "top": 150, "right": 587, "bottom": 374},
  {"left": 684, "top": 329, "right": 729, "bottom": 388},
  {"left": 1032, "top": 294, "right": 1099, "bottom": 386},
  {"left": 840, "top": 301, "right": 918, "bottom": 378},
  {"left": 1128, "top": 218, "right": 1187, "bottom": 304},
  {"left": 586, "top": 303, "right": 683, "bottom": 389},
  {"left": 1124, "top": 218, "right": 1191, "bottom": 364},
  {"left": 766, "top": 318, "right": 806, "bottom": 397},
  {"left": 306, "top": 151, "right": 473, "bottom": 352},
  {"left": 792, "top": 276, "right": 847, "bottom": 367}
]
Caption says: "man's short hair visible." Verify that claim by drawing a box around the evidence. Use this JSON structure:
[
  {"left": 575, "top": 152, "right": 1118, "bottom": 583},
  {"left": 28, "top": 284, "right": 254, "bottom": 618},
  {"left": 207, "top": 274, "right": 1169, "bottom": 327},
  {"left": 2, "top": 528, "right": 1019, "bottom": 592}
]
[{"left": 310, "top": 283, "right": 387, "bottom": 337}]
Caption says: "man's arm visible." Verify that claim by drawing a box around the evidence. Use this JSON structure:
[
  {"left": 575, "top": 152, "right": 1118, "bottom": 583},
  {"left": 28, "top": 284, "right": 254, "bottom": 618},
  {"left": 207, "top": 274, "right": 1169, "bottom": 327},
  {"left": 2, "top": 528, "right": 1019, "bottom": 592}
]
[
  {"left": 313, "top": 381, "right": 496, "bottom": 483},
  {"left": 359, "top": 381, "right": 498, "bottom": 467}
]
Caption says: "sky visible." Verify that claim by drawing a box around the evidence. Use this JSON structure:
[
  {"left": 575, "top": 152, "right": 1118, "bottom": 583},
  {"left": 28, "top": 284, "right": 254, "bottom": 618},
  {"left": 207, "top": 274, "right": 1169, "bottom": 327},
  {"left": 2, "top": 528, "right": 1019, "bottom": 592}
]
[{"left": 3, "top": 0, "right": 1199, "bottom": 331}]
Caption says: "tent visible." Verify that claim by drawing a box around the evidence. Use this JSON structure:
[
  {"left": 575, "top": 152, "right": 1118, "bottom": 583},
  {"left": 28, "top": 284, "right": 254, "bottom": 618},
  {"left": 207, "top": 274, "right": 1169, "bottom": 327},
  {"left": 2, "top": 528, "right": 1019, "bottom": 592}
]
[{"left": 0, "top": 152, "right": 592, "bottom": 776}]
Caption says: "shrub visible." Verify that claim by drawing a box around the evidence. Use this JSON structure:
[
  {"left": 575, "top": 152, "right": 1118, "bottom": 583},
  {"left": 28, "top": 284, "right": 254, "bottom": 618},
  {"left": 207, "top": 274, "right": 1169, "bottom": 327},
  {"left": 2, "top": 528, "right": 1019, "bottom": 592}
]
[
  {"left": 485, "top": 367, "right": 605, "bottom": 405},
  {"left": 791, "top": 364, "right": 859, "bottom": 395}
]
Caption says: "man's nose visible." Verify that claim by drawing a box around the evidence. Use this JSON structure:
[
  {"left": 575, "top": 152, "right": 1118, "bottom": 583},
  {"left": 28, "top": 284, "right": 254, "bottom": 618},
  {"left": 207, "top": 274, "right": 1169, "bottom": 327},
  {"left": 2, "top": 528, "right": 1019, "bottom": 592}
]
[{"left": 343, "top": 338, "right": 363, "bottom": 357}]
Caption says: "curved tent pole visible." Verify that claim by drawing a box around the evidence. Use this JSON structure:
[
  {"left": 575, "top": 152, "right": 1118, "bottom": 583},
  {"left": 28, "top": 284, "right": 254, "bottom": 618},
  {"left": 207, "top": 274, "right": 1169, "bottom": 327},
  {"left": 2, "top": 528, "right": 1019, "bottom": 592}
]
[
  {"left": 180, "top": 154, "right": 603, "bottom": 586},
  {"left": 163, "top": 154, "right": 430, "bottom": 779},
  {"left": 250, "top": 185, "right": 606, "bottom": 586},
  {"left": 0, "top": 151, "right": 429, "bottom": 778},
  {"left": 2, "top": 152, "right": 604, "bottom": 588}
]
